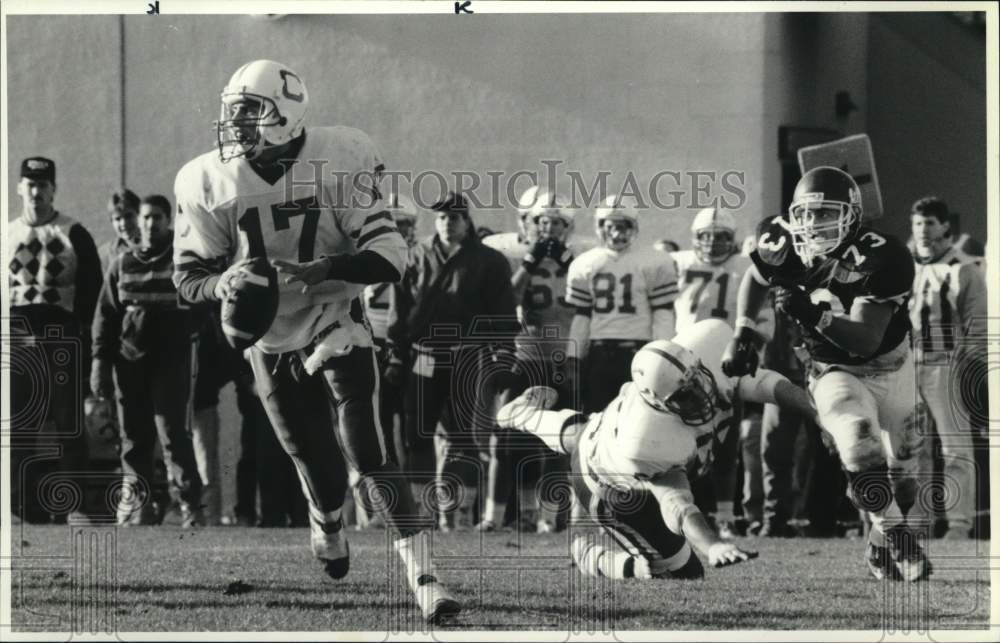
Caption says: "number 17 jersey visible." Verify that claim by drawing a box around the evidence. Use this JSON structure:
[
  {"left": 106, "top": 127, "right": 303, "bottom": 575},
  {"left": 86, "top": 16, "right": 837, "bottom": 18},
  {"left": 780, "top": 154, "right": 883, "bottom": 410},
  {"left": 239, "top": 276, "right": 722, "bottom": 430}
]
[{"left": 173, "top": 126, "right": 407, "bottom": 354}]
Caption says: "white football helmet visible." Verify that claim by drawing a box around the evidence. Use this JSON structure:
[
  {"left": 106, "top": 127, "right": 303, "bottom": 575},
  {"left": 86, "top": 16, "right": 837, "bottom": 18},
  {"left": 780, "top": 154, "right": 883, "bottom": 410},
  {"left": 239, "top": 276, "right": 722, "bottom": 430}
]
[
  {"left": 217, "top": 59, "right": 309, "bottom": 162},
  {"left": 516, "top": 186, "right": 546, "bottom": 241},
  {"left": 529, "top": 193, "right": 575, "bottom": 241},
  {"left": 594, "top": 194, "right": 639, "bottom": 252},
  {"left": 630, "top": 336, "right": 721, "bottom": 427},
  {"left": 690, "top": 207, "right": 737, "bottom": 264}
]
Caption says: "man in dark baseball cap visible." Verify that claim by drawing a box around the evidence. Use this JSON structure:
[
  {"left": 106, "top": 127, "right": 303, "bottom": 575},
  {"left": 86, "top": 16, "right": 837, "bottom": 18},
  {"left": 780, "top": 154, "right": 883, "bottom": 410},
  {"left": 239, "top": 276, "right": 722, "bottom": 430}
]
[
  {"left": 20, "top": 156, "right": 56, "bottom": 183},
  {"left": 10, "top": 154, "right": 104, "bottom": 524}
]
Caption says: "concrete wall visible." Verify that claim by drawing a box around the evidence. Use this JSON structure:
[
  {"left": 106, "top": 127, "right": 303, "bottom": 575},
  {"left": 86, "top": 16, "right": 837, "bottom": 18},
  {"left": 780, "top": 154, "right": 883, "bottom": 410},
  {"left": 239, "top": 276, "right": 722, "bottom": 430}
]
[
  {"left": 10, "top": 13, "right": 784, "bottom": 247},
  {"left": 867, "top": 13, "right": 987, "bottom": 243},
  {"left": 6, "top": 16, "right": 122, "bottom": 227}
]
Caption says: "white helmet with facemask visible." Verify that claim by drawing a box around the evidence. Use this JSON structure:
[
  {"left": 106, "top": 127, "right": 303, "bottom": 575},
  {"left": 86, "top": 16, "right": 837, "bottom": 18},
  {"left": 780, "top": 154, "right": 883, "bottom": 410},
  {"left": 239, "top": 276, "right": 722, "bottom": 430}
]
[
  {"left": 594, "top": 194, "right": 639, "bottom": 252},
  {"left": 216, "top": 60, "right": 309, "bottom": 162}
]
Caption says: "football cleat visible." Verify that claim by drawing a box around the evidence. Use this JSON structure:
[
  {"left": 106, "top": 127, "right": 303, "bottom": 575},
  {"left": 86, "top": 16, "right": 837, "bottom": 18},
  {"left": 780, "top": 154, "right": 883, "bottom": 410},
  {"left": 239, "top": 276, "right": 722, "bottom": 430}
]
[
  {"left": 414, "top": 578, "right": 462, "bottom": 625},
  {"left": 497, "top": 386, "right": 559, "bottom": 429},
  {"left": 474, "top": 519, "right": 498, "bottom": 532},
  {"left": 865, "top": 540, "right": 895, "bottom": 581},
  {"left": 179, "top": 503, "right": 204, "bottom": 529},
  {"left": 885, "top": 526, "right": 932, "bottom": 582},
  {"left": 311, "top": 517, "right": 350, "bottom": 580},
  {"left": 536, "top": 519, "right": 557, "bottom": 534}
]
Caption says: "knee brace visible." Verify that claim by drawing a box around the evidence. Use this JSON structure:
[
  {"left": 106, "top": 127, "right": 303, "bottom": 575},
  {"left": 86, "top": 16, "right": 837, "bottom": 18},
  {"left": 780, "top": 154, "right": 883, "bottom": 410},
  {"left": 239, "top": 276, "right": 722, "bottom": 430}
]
[{"left": 845, "top": 463, "right": 892, "bottom": 513}]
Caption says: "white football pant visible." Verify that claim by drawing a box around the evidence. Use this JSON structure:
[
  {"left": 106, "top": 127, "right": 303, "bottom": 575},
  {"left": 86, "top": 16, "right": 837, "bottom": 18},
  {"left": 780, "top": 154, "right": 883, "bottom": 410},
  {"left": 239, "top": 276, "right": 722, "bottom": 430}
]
[{"left": 809, "top": 345, "right": 923, "bottom": 534}]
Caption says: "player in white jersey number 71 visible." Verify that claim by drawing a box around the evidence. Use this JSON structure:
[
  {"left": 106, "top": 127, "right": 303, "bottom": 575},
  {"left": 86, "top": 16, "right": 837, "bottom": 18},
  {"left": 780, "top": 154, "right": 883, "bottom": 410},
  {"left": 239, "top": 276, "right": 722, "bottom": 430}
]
[
  {"left": 497, "top": 319, "right": 818, "bottom": 578},
  {"left": 172, "top": 60, "right": 459, "bottom": 623}
]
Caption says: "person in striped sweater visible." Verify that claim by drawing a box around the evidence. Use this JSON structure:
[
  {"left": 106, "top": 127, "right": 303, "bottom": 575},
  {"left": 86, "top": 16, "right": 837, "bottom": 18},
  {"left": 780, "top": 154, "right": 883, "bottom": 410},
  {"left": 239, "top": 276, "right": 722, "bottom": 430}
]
[{"left": 91, "top": 194, "right": 203, "bottom": 527}]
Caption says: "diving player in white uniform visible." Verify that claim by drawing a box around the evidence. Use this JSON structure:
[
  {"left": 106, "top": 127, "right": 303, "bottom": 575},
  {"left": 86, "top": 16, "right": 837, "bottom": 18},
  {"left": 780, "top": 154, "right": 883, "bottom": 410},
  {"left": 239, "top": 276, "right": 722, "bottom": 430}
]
[{"left": 497, "top": 319, "right": 817, "bottom": 579}]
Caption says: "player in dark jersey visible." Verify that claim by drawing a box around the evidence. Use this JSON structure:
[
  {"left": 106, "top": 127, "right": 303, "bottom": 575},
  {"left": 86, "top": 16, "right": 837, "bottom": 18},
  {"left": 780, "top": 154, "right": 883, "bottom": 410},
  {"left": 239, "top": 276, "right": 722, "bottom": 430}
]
[{"left": 720, "top": 166, "right": 930, "bottom": 582}]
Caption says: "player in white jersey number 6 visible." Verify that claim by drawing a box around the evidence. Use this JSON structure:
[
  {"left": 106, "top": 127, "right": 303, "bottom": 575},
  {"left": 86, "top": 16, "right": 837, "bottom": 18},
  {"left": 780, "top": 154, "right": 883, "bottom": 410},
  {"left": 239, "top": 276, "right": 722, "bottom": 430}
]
[
  {"left": 172, "top": 60, "right": 460, "bottom": 623},
  {"left": 497, "top": 319, "right": 818, "bottom": 579}
]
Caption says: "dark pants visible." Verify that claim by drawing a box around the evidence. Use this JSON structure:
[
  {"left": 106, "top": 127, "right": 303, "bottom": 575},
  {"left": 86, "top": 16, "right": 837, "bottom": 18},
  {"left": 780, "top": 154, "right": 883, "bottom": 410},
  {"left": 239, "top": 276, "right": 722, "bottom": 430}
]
[
  {"left": 231, "top": 373, "right": 307, "bottom": 527},
  {"left": 250, "top": 343, "right": 425, "bottom": 535},
  {"left": 584, "top": 341, "right": 640, "bottom": 413},
  {"left": 401, "top": 346, "right": 489, "bottom": 481},
  {"left": 761, "top": 401, "right": 798, "bottom": 523},
  {"left": 498, "top": 356, "right": 575, "bottom": 524},
  {"left": 9, "top": 317, "right": 89, "bottom": 522},
  {"left": 115, "top": 345, "right": 201, "bottom": 508},
  {"left": 571, "top": 451, "right": 700, "bottom": 577}
]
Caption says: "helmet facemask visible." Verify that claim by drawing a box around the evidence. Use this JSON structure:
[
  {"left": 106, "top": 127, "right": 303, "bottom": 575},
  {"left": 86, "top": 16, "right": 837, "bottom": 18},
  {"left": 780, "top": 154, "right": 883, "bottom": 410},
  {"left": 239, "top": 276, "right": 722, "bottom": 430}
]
[
  {"left": 217, "top": 94, "right": 288, "bottom": 162},
  {"left": 693, "top": 227, "right": 736, "bottom": 264},
  {"left": 787, "top": 199, "right": 859, "bottom": 265},
  {"left": 533, "top": 209, "right": 573, "bottom": 242},
  {"left": 661, "top": 360, "right": 719, "bottom": 426},
  {"left": 635, "top": 353, "right": 720, "bottom": 427},
  {"left": 598, "top": 217, "right": 637, "bottom": 253}
]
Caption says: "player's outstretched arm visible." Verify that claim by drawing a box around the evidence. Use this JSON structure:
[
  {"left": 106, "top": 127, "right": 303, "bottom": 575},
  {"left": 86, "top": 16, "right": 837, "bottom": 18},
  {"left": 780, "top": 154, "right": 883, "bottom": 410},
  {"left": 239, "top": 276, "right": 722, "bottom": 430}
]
[
  {"left": 681, "top": 511, "right": 759, "bottom": 568},
  {"left": 738, "top": 369, "right": 819, "bottom": 427}
]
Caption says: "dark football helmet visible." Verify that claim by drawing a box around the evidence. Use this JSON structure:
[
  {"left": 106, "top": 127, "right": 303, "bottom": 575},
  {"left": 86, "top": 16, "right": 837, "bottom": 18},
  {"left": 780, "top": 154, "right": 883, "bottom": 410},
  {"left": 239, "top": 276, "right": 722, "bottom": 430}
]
[{"left": 787, "top": 166, "right": 862, "bottom": 264}]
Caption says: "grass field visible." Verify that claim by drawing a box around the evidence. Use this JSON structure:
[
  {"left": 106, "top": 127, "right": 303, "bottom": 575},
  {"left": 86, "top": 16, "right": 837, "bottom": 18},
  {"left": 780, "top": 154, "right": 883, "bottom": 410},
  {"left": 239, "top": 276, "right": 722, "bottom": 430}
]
[{"left": 8, "top": 523, "right": 993, "bottom": 634}]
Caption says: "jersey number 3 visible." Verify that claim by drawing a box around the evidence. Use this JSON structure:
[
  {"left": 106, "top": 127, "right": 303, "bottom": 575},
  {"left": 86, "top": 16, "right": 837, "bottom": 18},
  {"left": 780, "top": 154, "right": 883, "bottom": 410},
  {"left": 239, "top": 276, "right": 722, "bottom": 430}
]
[{"left": 238, "top": 196, "right": 320, "bottom": 262}]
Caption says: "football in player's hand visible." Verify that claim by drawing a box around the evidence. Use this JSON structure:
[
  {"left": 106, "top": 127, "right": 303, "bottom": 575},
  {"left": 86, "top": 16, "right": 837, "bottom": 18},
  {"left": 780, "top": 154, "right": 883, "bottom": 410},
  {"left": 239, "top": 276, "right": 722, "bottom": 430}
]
[{"left": 219, "top": 257, "right": 279, "bottom": 351}]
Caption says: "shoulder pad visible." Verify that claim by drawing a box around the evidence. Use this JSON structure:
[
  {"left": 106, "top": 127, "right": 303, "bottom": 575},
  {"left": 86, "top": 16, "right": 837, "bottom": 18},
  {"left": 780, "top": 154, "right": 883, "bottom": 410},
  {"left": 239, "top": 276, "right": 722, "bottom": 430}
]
[
  {"left": 174, "top": 152, "right": 218, "bottom": 210},
  {"left": 309, "top": 126, "right": 378, "bottom": 172},
  {"left": 844, "top": 227, "right": 909, "bottom": 273}
]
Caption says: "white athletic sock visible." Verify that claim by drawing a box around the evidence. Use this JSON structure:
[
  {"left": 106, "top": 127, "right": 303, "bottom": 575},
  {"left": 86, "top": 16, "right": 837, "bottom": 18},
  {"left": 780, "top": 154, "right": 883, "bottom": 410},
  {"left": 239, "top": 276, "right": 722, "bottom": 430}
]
[
  {"left": 394, "top": 531, "right": 438, "bottom": 591},
  {"left": 483, "top": 498, "right": 506, "bottom": 525}
]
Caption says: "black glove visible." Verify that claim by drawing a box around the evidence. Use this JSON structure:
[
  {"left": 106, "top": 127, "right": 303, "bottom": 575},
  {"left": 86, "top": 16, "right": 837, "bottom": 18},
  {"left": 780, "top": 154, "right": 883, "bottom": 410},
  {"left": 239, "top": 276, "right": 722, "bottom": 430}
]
[
  {"left": 522, "top": 238, "right": 552, "bottom": 273},
  {"left": 721, "top": 326, "right": 766, "bottom": 377},
  {"left": 773, "top": 286, "right": 829, "bottom": 328},
  {"left": 545, "top": 237, "right": 574, "bottom": 270}
]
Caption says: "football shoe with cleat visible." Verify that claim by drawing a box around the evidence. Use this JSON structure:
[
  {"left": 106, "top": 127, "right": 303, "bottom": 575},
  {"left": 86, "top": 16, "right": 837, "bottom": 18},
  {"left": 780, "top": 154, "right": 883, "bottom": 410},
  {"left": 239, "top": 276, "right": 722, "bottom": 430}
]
[{"left": 310, "top": 516, "right": 350, "bottom": 580}]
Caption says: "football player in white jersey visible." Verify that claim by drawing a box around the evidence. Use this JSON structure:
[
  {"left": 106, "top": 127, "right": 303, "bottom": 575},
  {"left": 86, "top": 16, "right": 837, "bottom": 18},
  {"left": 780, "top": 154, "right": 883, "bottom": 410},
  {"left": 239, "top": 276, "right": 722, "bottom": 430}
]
[
  {"left": 497, "top": 319, "right": 818, "bottom": 579},
  {"left": 566, "top": 194, "right": 678, "bottom": 413},
  {"left": 172, "top": 60, "right": 459, "bottom": 623},
  {"left": 668, "top": 208, "right": 772, "bottom": 534},
  {"left": 908, "top": 197, "right": 987, "bottom": 539},
  {"left": 671, "top": 207, "right": 766, "bottom": 333}
]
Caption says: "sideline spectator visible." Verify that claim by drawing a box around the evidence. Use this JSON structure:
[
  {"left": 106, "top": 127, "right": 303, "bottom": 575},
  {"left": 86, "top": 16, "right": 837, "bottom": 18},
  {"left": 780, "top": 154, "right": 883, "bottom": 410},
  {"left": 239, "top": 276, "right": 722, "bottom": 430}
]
[
  {"left": 91, "top": 194, "right": 203, "bottom": 526},
  {"left": 9, "top": 157, "right": 102, "bottom": 523},
  {"left": 98, "top": 189, "right": 140, "bottom": 271},
  {"left": 386, "top": 191, "right": 519, "bottom": 529},
  {"left": 909, "top": 196, "right": 987, "bottom": 539}
]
